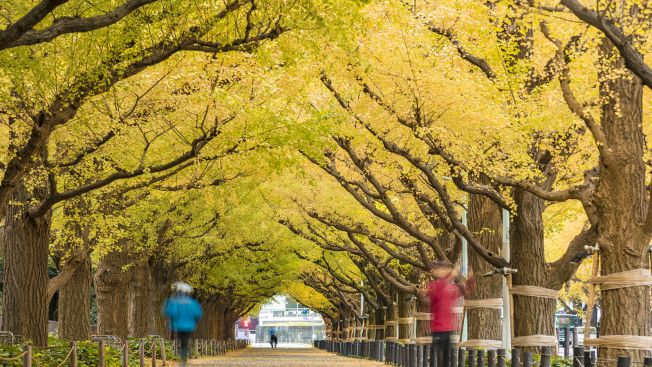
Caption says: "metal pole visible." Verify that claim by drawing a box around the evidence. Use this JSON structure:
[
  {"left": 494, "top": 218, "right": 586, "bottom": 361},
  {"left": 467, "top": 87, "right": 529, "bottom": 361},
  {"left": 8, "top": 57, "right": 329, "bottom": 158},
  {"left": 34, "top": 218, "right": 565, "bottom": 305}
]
[
  {"left": 501, "top": 208, "right": 511, "bottom": 350},
  {"left": 461, "top": 202, "right": 469, "bottom": 343}
]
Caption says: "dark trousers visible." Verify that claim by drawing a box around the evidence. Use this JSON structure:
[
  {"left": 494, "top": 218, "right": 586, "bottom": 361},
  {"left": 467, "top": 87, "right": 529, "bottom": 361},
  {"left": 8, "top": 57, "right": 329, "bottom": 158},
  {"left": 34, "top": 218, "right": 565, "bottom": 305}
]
[
  {"left": 177, "top": 332, "right": 192, "bottom": 362},
  {"left": 431, "top": 332, "right": 452, "bottom": 367},
  {"left": 270, "top": 336, "right": 278, "bottom": 348}
]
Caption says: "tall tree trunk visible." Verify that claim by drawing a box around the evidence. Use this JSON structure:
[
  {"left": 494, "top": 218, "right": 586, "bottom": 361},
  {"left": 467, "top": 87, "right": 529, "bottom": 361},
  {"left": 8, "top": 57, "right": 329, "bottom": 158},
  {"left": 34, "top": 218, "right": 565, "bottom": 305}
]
[
  {"left": 592, "top": 37, "right": 650, "bottom": 362},
  {"left": 374, "top": 305, "right": 385, "bottom": 341},
  {"left": 195, "top": 298, "right": 212, "bottom": 339},
  {"left": 95, "top": 247, "right": 131, "bottom": 340},
  {"left": 128, "top": 260, "right": 150, "bottom": 338},
  {"left": 214, "top": 303, "right": 226, "bottom": 340},
  {"left": 148, "top": 271, "right": 172, "bottom": 337},
  {"left": 385, "top": 295, "right": 397, "bottom": 342},
  {"left": 397, "top": 291, "right": 413, "bottom": 344},
  {"left": 415, "top": 297, "right": 431, "bottom": 346},
  {"left": 367, "top": 309, "right": 377, "bottom": 341},
  {"left": 1, "top": 181, "right": 51, "bottom": 346},
  {"left": 510, "top": 189, "right": 557, "bottom": 352},
  {"left": 466, "top": 189, "right": 503, "bottom": 343},
  {"left": 58, "top": 252, "right": 92, "bottom": 341},
  {"left": 223, "top": 308, "right": 236, "bottom": 339}
]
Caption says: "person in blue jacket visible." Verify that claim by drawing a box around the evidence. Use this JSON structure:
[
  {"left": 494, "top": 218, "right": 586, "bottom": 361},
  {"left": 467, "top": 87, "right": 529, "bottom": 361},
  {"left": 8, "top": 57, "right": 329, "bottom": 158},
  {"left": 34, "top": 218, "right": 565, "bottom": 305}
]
[{"left": 164, "top": 282, "right": 202, "bottom": 366}]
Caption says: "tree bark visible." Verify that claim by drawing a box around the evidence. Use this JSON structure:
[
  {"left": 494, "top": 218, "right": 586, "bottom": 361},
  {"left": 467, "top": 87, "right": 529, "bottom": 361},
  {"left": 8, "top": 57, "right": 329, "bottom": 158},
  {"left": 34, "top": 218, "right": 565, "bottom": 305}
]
[
  {"left": 1, "top": 181, "right": 51, "bottom": 346},
  {"left": 397, "top": 291, "right": 413, "bottom": 343},
  {"left": 222, "top": 308, "right": 236, "bottom": 339},
  {"left": 94, "top": 246, "right": 131, "bottom": 340},
  {"left": 466, "top": 189, "right": 503, "bottom": 342},
  {"left": 58, "top": 251, "right": 92, "bottom": 341},
  {"left": 374, "top": 305, "right": 386, "bottom": 340},
  {"left": 510, "top": 189, "right": 557, "bottom": 352},
  {"left": 592, "top": 37, "right": 650, "bottom": 362},
  {"left": 148, "top": 265, "right": 174, "bottom": 337},
  {"left": 128, "top": 260, "right": 151, "bottom": 338}
]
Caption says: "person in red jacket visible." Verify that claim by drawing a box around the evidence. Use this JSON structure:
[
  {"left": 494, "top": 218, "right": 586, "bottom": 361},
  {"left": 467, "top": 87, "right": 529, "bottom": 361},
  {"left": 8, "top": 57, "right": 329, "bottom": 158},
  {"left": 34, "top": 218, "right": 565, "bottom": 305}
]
[{"left": 426, "top": 262, "right": 474, "bottom": 367}]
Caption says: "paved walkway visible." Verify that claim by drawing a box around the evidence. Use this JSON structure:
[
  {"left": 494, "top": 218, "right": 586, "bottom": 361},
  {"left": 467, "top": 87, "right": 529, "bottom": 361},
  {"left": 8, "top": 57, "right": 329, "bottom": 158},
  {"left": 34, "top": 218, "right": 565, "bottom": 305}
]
[{"left": 187, "top": 346, "right": 385, "bottom": 366}]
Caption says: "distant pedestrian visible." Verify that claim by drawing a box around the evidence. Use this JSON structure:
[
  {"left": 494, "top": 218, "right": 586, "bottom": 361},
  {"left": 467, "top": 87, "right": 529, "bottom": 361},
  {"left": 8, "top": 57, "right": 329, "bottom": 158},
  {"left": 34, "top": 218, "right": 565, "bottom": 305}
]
[
  {"left": 164, "top": 282, "right": 203, "bottom": 367},
  {"left": 427, "top": 262, "right": 474, "bottom": 367},
  {"left": 270, "top": 333, "right": 278, "bottom": 348}
]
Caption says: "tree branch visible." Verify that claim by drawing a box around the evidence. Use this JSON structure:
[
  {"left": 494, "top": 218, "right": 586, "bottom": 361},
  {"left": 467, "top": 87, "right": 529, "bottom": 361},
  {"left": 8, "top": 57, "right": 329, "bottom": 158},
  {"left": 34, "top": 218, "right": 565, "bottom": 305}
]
[
  {"left": 2, "top": 0, "right": 160, "bottom": 50},
  {"left": 560, "top": 0, "right": 652, "bottom": 89}
]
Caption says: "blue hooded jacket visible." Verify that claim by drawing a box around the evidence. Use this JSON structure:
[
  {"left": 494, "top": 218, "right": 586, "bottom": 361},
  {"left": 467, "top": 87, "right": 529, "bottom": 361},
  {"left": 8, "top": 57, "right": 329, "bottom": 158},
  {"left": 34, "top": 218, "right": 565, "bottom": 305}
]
[{"left": 164, "top": 295, "right": 203, "bottom": 332}]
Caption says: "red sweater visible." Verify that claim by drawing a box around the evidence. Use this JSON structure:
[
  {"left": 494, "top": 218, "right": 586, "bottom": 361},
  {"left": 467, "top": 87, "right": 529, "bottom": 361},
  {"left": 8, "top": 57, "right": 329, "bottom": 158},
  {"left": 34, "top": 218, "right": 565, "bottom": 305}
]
[{"left": 427, "top": 276, "right": 471, "bottom": 332}]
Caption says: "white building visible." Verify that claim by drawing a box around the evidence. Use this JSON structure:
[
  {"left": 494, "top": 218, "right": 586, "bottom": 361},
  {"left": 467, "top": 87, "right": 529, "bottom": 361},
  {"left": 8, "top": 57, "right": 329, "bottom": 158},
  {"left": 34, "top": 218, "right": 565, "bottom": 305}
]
[{"left": 255, "top": 295, "right": 325, "bottom": 344}]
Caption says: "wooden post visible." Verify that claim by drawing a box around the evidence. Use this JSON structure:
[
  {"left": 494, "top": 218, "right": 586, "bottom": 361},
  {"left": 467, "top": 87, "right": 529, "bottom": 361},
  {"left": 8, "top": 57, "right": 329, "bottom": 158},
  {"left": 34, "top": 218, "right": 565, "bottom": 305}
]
[
  {"left": 497, "top": 349, "right": 506, "bottom": 367},
  {"left": 540, "top": 346, "right": 551, "bottom": 367},
  {"left": 511, "top": 348, "right": 521, "bottom": 367},
  {"left": 160, "top": 338, "right": 167, "bottom": 367},
  {"left": 122, "top": 340, "right": 129, "bottom": 367},
  {"left": 194, "top": 339, "right": 199, "bottom": 357},
  {"left": 488, "top": 349, "right": 496, "bottom": 367},
  {"left": 139, "top": 339, "right": 145, "bottom": 367},
  {"left": 563, "top": 328, "right": 570, "bottom": 356},
  {"left": 522, "top": 352, "right": 532, "bottom": 367},
  {"left": 458, "top": 348, "right": 466, "bottom": 367},
  {"left": 478, "top": 349, "right": 485, "bottom": 367},
  {"left": 583, "top": 350, "right": 592, "bottom": 367},
  {"left": 98, "top": 340, "right": 106, "bottom": 367},
  {"left": 71, "top": 342, "right": 78, "bottom": 367},
  {"left": 572, "top": 328, "right": 578, "bottom": 346},
  {"left": 23, "top": 345, "right": 32, "bottom": 367},
  {"left": 152, "top": 339, "right": 157, "bottom": 367},
  {"left": 573, "top": 347, "right": 583, "bottom": 367},
  {"left": 451, "top": 347, "right": 458, "bottom": 367},
  {"left": 468, "top": 348, "right": 478, "bottom": 367},
  {"left": 617, "top": 357, "right": 631, "bottom": 367}
]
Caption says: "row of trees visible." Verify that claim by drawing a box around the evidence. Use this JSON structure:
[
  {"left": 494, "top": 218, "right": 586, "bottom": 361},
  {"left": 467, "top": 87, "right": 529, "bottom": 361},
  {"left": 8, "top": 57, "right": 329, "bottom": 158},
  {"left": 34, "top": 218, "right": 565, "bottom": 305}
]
[
  {"left": 272, "top": 0, "right": 652, "bottom": 362},
  {"left": 2, "top": 0, "right": 652, "bottom": 363},
  {"left": 0, "top": 0, "right": 361, "bottom": 346}
]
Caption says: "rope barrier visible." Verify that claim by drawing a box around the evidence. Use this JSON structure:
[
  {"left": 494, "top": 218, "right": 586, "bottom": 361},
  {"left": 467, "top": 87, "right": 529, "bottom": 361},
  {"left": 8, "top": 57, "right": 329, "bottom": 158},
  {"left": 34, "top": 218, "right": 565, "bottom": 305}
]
[
  {"left": 459, "top": 339, "right": 504, "bottom": 349},
  {"left": 509, "top": 286, "right": 558, "bottom": 299},
  {"left": 584, "top": 335, "right": 652, "bottom": 349},
  {"left": 0, "top": 351, "right": 28, "bottom": 361},
  {"left": 53, "top": 346, "right": 75, "bottom": 367},
  {"left": 511, "top": 335, "right": 558, "bottom": 346},
  {"left": 464, "top": 298, "right": 503, "bottom": 309},
  {"left": 590, "top": 269, "right": 652, "bottom": 290}
]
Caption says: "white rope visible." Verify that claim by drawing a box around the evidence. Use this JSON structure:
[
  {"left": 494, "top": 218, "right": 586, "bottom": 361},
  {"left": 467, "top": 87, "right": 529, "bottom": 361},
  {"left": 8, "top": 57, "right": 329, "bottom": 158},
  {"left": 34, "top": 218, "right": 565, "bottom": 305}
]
[
  {"left": 585, "top": 335, "right": 652, "bottom": 349},
  {"left": 459, "top": 339, "right": 503, "bottom": 349},
  {"left": 591, "top": 269, "right": 652, "bottom": 290},
  {"left": 510, "top": 286, "right": 558, "bottom": 299},
  {"left": 512, "top": 335, "right": 558, "bottom": 346},
  {"left": 464, "top": 298, "right": 503, "bottom": 309}
]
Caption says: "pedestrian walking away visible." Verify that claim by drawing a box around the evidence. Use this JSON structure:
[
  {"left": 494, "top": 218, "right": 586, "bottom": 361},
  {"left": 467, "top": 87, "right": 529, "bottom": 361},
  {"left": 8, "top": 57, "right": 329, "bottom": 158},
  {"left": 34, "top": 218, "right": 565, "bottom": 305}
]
[
  {"left": 164, "top": 282, "right": 203, "bottom": 367},
  {"left": 270, "top": 333, "right": 278, "bottom": 348},
  {"left": 426, "top": 262, "right": 475, "bottom": 367}
]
